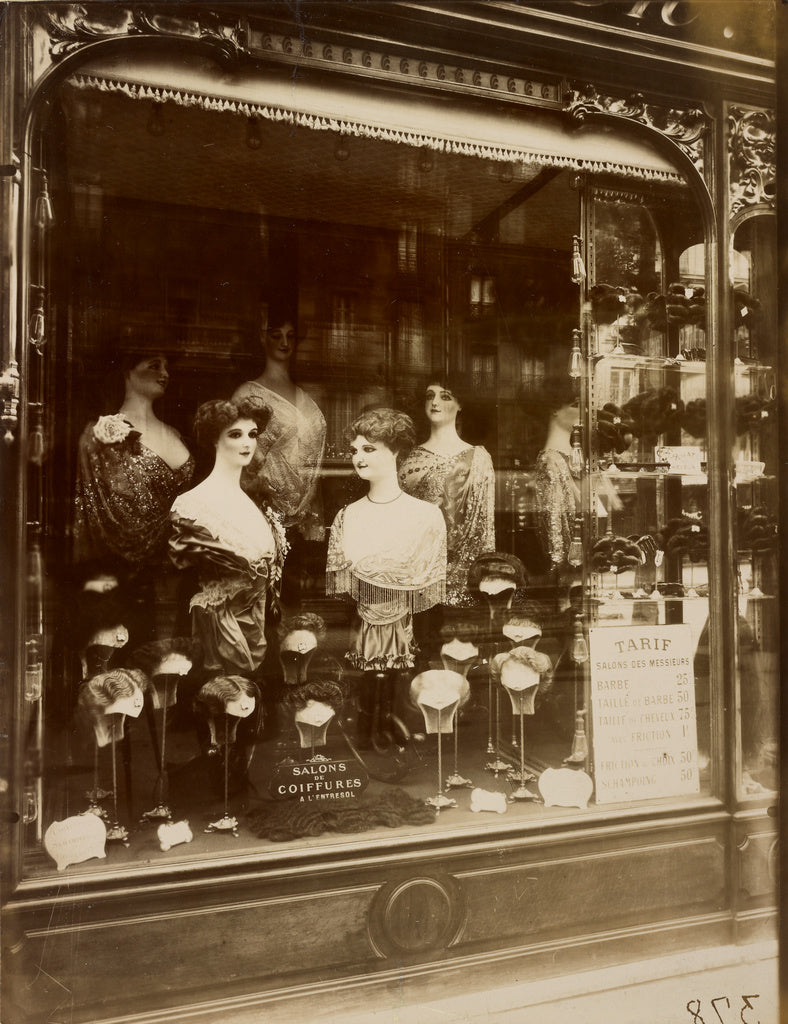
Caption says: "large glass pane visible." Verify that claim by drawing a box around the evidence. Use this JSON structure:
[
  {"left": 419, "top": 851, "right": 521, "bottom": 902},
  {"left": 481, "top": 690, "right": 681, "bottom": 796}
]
[
  {"left": 23, "top": 75, "right": 715, "bottom": 878},
  {"left": 730, "top": 214, "right": 778, "bottom": 798}
]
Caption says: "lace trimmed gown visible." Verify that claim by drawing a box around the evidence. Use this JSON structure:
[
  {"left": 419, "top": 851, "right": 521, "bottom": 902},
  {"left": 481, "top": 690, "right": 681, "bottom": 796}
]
[
  {"left": 326, "top": 494, "right": 446, "bottom": 670},
  {"left": 169, "top": 491, "right": 285, "bottom": 674},
  {"left": 398, "top": 445, "right": 495, "bottom": 606}
]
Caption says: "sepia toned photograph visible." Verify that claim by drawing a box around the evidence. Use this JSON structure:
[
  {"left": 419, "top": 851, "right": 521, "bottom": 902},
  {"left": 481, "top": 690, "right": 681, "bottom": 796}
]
[{"left": 0, "top": 2, "right": 780, "bottom": 1021}]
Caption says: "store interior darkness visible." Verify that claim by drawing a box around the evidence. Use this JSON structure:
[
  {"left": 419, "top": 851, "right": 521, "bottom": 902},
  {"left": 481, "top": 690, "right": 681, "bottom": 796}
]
[{"left": 22, "top": 67, "right": 776, "bottom": 875}]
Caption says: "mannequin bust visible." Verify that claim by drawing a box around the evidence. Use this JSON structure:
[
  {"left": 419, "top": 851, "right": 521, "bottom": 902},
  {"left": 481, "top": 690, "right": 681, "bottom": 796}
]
[
  {"left": 232, "top": 307, "right": 327, "bottom": 541},
  {"left": 170, "top": 399, "right": 286, "bottom": 675},
  {"left": 73, "top": 350, "right": 194, "bottom": 569},
  {"left": 327, "top": 408, "right": 446, "bottom": 750},
  {"left": 399, "top": 373, "right": 495, "bottom": 607}
]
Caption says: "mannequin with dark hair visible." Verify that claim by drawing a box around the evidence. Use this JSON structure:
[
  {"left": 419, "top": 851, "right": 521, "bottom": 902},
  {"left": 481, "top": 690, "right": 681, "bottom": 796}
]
[
  {"left": 399, "top": 373, "right": 495, "bottom": 606},
  {"left": 169, "top": 400, "right": 286, "bottom": 676},
  {"left": 74, "top": 349, "right": 194, "bottom": 569}
]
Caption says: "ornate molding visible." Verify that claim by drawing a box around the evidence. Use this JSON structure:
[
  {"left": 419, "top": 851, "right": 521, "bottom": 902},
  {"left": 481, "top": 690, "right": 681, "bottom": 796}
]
[
  {"left": 40, "top": 5, "right": 563, "bottom": 108},
  {"left": 728, "top": 106, "right": 775, "bottom": 218},
  {"left": 565, "top": 82, "right": 708, "bottom": 177},
  {"left": 42, "top": 5, "right": 245, "bottom": 65}
]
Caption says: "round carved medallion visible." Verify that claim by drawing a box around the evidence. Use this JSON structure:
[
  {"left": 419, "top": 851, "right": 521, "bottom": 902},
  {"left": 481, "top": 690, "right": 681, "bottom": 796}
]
[{"left": 369, "top": 875, "right": 465, "bottom": 958}]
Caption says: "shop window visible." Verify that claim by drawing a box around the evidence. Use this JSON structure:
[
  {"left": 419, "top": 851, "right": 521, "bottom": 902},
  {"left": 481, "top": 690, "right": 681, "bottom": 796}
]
[{"left": 20, "top": 71, "right": 735, "bottom": 880}]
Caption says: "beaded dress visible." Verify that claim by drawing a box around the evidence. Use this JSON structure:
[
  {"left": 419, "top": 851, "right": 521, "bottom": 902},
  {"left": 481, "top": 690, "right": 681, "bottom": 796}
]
[
  {"left": 74, "top": 417, "right": 194, "bottom": 568},
  {"left": 533, "top": 449, "right": 579, "bottom": 570},
  {"left": 326, "top": 494, "right": 446, "bottom": 670},
  {"left": 398, "top": 445, "right": 495, "bottom": 605}
]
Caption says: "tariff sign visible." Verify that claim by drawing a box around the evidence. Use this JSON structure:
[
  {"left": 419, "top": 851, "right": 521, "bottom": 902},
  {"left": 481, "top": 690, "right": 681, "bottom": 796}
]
[{"left": 590, "top": 624, "right": 700, "bottom": 804}]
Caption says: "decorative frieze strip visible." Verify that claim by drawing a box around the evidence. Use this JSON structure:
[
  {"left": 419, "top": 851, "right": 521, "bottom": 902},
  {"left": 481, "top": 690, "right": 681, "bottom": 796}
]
[
  {"left": 67, "top": 74, "right": 682, "bottom": 184},
  {"left": 566, "top": 82, "right": 708, "bottom": 178},
  {"left": 727, "top": 106, "right": 775, "bottom": 218},
  {"left": 43, "top": 6, "right": 562, "bottom": 107},
  {"left": 244, "top": 27, "right": 562, "bottom": 107}
]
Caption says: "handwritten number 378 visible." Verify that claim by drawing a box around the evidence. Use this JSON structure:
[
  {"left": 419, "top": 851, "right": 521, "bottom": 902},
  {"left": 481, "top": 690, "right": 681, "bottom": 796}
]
[{"left": 686, "top": 995, "right": 760, "bottom": 1024}]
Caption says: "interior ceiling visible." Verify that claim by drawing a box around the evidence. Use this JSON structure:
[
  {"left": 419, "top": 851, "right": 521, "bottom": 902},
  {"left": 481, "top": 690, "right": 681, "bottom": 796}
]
[{"left": 58, "top": 83, "right": 578, "bottom": 247}]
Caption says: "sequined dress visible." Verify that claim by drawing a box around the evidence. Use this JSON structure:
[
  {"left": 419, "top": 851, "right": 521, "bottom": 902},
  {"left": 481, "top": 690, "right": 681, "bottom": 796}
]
[
  {"left": 74, "top": 420, "right": 194, "bottom": 568},
  {"left": 169, "top": 491, "right": 285, "bottom": 674},
  {"left": 231, "top": 380, "right": 326, "bottom": 540},
  {"left": 398, "top": 445, "right": 495, "bottom": 606},
  {"left": 533, "top": 449, "right": 580, "bottom": 570},
  {"left": 326, "top": 494, "right": 446, "bottom": 670}
]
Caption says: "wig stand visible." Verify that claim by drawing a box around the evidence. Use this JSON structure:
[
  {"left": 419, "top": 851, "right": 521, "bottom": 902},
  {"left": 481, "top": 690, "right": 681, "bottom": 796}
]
[
  {"left": 426, "top": 710, "right": 456, "bottom": 811},
  {"left": 411, "top": 671, "right": 467, "bottom": 812},
  {"left": 205, "top": 715, "right": 239, "bottom": 838},
  {"left": 440, "top": 641, "right": 476, "bottom": 789},
  {"left": 141, "top": 676, "right": 176, "bottom": 822},
  {"left": 501, "top": 674, "right": 540, "bottom": 801},
  {"left": 85, "top": 741, "right": 111, "bottom": 819},
  {"left": 508, "top": 711, "right": 537, "bottom": 801},
  {"left": 105, "top": 726, "right": 130, "bottom": 845},
  {"left": 295, "top": 701, "right": 335, "bottom": 761},
  {"left": 485, "top": 681, "right": 510, "bottom": 775}
]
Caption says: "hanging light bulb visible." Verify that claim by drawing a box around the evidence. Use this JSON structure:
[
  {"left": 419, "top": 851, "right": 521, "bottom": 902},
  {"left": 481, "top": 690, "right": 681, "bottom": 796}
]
[
  {"left": 567, "top": 514, "right": 584, "bottom": 567},
  {"left": 28, "top": 297, "right": 45, "bottom": 352},
  {"left": 571, "top": 235, "right": 586, "bottom": 285},
  {"left": 418, "top": 147, "right": 434, "bottom": 173},
  {"left": 498, "top": 161, "right": 513, "bottom": 184},
  {"left": 245, "top": 117, "right": 262, "bottom": 150},
  {"left": 570, "top": 616, "right": 589, "bottom": 664},
  {"left": 569, "top": 424, "right": 583, "bottom": 476},
  {"left": 334, "top": 137, "right": 350, "bottom": 161},
  {"left": 569, "top": 328, "right": 582, "bottom": 379},
  {"left": 147, "top": 101, "right": 165, "bottom": 136},
  {"left": 34, "top": 172, "right": 54, "bottom": 230}
]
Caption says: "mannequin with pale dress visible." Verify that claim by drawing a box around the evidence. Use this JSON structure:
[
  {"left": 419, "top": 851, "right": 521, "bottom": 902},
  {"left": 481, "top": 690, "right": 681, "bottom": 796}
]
[
  {"left": 233, "top": 308, "right": 326, "bottom": 609},
  {"left": 326, "top": 408, "right": 446, "bottom": 750}
]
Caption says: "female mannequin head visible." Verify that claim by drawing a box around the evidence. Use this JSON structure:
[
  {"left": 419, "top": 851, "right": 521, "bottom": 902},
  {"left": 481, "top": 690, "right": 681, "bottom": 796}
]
[
  {"left": 193, "top": 399, "right": 272, "bottom": 455},
  {"left": 534, "top": 376, "right": 580, "bottom": 434},
  {"left": 118, "top": 350, "right": 171, "bottom": 406},
  {"left": 260, "top": 303, "right": 298, "bottom": 367},
  {"left": 423, "top": 372, "right": 469, "bottom": 434},
  {"left": 347, "top": 408, "right": 415, "bottom": 478}
]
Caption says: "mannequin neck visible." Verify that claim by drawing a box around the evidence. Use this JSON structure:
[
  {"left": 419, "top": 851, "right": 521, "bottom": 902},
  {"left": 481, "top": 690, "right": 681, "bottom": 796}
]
[
  {"left": 118, "top": 392, "right": 159, "bottom": 430},
  {"left": 258, "top": 360, "right": 295, "bottom": 392},
  {"left": 205, "top": 459, "right": 243, "bottom": 492},
  {"left": 543, "top": 417, "right": 573, "bottom": 455},
  {"left": 366, "top": 467, "right": 402, "bottom": 504},
  {"left": 428, "top": 421, "right": 462, "bottom": 447}
]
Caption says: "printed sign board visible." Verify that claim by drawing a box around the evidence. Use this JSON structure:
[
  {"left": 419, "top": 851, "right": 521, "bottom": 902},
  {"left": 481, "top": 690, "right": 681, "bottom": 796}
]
[
  {"left": 270, "top": 758, "right": 369, "bottom": 802},
  {"left": 590, "top": 624, "right": 700, "bottom": 803}
]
